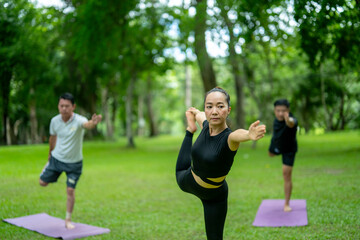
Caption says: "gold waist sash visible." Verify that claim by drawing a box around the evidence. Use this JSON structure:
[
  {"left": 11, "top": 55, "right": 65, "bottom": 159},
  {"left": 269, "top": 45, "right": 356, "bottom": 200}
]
[{"left": 191, "top": 170, "right": 226, "bottom": 189}]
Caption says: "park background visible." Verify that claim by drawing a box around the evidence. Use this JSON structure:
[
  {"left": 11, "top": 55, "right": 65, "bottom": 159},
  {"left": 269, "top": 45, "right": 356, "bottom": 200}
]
[
  {"left": 1, "top": 0, "right": 359, "bottom": 239},
  {"left": 1, "top": 0, "right": 359, "bottom": 145}
]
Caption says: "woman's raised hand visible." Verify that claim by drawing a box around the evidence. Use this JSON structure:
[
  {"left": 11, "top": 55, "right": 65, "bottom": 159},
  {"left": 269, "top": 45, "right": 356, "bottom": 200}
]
[{"left": 188, "top": 107, "right": 201, "bottom": 116}]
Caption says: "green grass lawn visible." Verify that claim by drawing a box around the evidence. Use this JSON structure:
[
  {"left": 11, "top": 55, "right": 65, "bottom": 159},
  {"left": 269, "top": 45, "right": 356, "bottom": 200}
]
[{"left": 1, "top": 131, "right": 359, "bottom": 239}]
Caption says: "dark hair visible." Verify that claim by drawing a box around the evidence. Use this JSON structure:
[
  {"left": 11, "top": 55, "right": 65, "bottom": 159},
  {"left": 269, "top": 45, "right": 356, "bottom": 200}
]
[
  {"left": 274, "top": 99, "right": 289, "bottom": 108},
  {"left": 204, "top": 87, "right": 231, "bottom": 107},
  {"left": 59, "top": 93, "right": 75, "bottom": 105}
]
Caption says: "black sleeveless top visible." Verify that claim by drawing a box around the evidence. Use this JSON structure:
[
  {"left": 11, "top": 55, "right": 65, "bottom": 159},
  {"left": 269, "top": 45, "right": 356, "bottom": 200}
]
[
  {"left": 269, "top": 113, "right": 298, "bottom": 154},
  {"left": 191, "top": 120, "right": 237, "bottom": 185}
]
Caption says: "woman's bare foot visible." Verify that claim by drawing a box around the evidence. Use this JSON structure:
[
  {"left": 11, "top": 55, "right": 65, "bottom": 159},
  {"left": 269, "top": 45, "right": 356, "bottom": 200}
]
[
  {"left": 284, "top": 205, "right": 292, "bottom": 212},
  {"left": 185, "top": 109, "right": 197, "bottom": 133},
  {"left": 65, "top": 219, "right": 75, "bottom": 229}
]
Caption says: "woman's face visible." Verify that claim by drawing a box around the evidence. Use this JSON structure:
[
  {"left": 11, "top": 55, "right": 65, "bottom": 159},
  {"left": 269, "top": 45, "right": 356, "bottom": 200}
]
[{"left": 204, "top": 92, "right": 231, "bottom": 126}]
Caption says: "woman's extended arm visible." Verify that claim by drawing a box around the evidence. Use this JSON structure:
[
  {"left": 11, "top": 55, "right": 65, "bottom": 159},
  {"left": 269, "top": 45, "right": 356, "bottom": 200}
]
[{"left": 227, "top": 120, "right": 266, "bottom": 151}]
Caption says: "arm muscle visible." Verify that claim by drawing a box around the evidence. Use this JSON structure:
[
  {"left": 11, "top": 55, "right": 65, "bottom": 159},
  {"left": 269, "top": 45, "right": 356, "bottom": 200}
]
[
  {"left": 48, "top": 135, "right": 57, "bottom": 160},
  {"left": 228, "top": 120, "right": 266, "bottom": 151}
]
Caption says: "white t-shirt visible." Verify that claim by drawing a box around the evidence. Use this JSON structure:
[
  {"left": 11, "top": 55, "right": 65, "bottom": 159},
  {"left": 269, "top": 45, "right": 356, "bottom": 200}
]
[{"left": 50, "top": 113, "right": 88, "bottom": 163}]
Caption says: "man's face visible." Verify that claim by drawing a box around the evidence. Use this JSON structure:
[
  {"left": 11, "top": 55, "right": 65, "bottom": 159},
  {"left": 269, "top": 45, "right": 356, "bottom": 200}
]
[
  {"left": 58, "top": 98, "right": 75, "bottom": 119},
  {"left": 274, "top": 105, "right": 289, "bottom": 121}
]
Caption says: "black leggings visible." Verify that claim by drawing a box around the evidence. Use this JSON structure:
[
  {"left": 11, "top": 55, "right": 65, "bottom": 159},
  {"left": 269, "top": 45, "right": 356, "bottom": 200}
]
[{"left": 176, "top": 131, "right": 228, "bottom": 240}]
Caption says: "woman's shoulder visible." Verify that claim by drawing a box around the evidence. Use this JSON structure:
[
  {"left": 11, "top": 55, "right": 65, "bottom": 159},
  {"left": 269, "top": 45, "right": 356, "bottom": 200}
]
[
  {"left": 202, "top": 120, "right": 209, "bottom": 128},
  {"left": 223, "top": 128, "right": 233, "bottom": 141}
]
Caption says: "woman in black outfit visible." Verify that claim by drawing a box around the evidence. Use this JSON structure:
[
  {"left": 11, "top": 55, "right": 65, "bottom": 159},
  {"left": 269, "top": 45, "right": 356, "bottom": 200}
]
[{"left": 176, "top": 87, "right": 266, "bottom": 240}]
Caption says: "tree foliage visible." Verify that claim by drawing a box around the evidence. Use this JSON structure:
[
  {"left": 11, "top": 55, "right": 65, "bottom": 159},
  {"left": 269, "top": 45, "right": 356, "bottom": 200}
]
[
  {"left": 0, "top": 0, "right": 359, "bottom": 145},
  {"left": 294, "top": 0, "right": 360, "bottom": 130}
]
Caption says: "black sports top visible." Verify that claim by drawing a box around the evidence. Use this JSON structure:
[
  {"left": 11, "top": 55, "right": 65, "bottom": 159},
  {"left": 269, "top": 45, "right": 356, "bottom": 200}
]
[
  {"left": 191, "top": 120, "right": 237, "bottom": 186},
  {"left": 269, "top": 113, "right": 298, "bottom": 154}
]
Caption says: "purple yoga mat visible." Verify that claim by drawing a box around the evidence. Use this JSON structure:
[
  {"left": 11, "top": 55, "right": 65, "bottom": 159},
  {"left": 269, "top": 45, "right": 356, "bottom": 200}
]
[
  {"left": 252, "top": 199, "right": 308, "bottom": 227},
  {"left": 3, "top": 213, "right": 110, "bottom": 240}
]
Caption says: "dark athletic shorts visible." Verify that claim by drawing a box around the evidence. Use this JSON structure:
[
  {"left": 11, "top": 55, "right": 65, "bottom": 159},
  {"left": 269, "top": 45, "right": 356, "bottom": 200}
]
[
  {"left": 282, "top": 152, "right": 296, "bottom": 167},
  {"left": 40, "top": 155, "right": 82, "bottom": 188}
]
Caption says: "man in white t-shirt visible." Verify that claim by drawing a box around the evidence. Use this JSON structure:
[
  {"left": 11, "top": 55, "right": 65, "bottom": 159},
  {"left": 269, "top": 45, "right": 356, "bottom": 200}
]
[{"left": 39, "top": 93, "right": 102, "bottom": 229}]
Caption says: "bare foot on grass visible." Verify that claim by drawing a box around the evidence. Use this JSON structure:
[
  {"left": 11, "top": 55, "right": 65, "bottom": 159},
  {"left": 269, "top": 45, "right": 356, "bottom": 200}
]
[{"left": 185, "top": 109, "right": 197, "bottom": 133}]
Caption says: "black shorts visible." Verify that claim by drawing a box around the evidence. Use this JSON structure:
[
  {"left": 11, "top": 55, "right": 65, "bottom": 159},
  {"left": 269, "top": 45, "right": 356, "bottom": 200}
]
[
  {"left": 40, "top": 155, "right": 82, "bottom": 188},
  {"left": 269, "top": 142, "right": 281, "bottom": 155},
  {"left": 282, "top": 152, "right": 296, "bottom": 167}
]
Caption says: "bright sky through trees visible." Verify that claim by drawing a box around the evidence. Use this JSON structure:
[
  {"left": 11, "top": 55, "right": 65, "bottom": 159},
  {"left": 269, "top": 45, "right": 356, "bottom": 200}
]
[{"left": 32, "top": 0, "right": 227, "bottom": 60}]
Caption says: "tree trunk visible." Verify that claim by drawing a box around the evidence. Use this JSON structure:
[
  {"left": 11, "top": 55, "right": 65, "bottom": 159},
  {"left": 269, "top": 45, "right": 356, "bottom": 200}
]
[
  {"left": 29, "top": 88, "right": 41, "bottom": 144},
  {"left": 146, "top": 74, "right": 158, "bottom": 137},
  {"left": 194, "top": 0, "right": 217, "bottom": 92},
  {"left": 218, "top": 2, "right": 245, "bottom": 129},
  {"left": 184, "top": 64, "right": 193, "bottom": 129},
  {"left": 262, "top": 42, "right": 274, "bottom": 89},
  {"left": 243, "top": 49, "right": 274, "bottom": 130},
  {"left": 111, "top": 97, "right": 117, "bottom": 135},
  {"left": 1, "top": 69, "right": 11, "bottom": 145},
  {"left": 320, "top": 67, "right": 331, "bottom": 131},
  {"left": 336, "top": 74, "right": 346, "bottom": 130},
  {"left": 101, "top": 87, "right": 114, "bottom": 140},
  {"left": 302, "top": 98, "right": 311, "bottom": 133},
  {"left": 138, "top": 95, "right": 145, "bottom": 136},
  {"left": 6, "top": 117, "right": 11, "bottom": 145},
  {"left": 29, "top": 103, "right": 39, "bottom": 143},
  {"left": 185, "top": 64, "right": 192, "bottom": 109},
  {"left": 233, "top": 74, "right": 245, "bottom": 129},
  {"left": 6, "top": 117, "right": 16, "bottom": 145},
  {"left": 339, "top": 93, "right": 346, "bottom": 130},
  {"left": 242, "top": 56, "right": 258, "bottom": 149},
  {"left": 77, "top": 70, "right": 98, "bottom": 137},
  {"left": 89, "top": 85, "right": 98, "bottom": 137},
  {"left": 126, "top": 73, "right": 136, "bottom": 148}
]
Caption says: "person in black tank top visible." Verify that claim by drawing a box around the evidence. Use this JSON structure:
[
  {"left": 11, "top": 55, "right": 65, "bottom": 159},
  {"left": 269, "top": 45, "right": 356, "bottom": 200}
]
[
  {"left": 268, "top": 99, "right": 298, "bottom": 212},
  {"left": 176, "top": 87, "right": 266, "bottom": 240}
]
